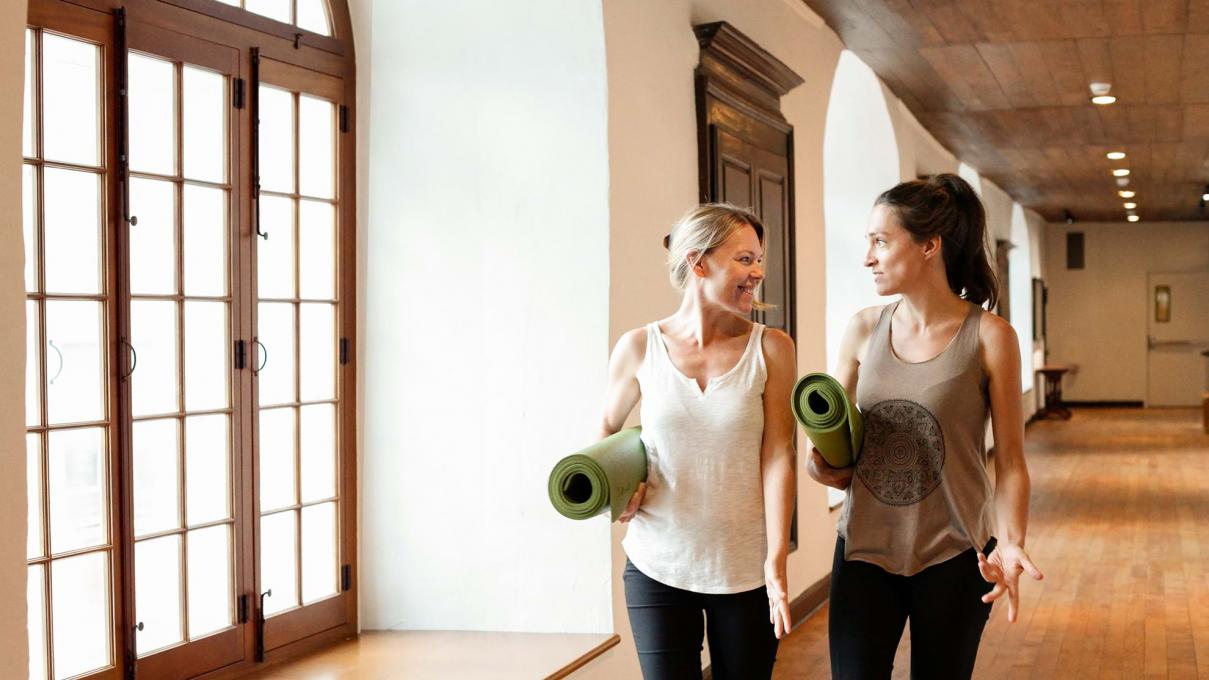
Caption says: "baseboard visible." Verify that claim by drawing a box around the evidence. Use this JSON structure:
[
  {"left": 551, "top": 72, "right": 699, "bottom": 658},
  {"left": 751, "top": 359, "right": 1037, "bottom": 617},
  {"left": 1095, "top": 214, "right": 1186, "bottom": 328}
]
[
  {"left": 701, "top": 573, "right": 830, "bottom": 680},
  {"left": 1061, "top": 400, "right": 1143, "bottom": 408}
]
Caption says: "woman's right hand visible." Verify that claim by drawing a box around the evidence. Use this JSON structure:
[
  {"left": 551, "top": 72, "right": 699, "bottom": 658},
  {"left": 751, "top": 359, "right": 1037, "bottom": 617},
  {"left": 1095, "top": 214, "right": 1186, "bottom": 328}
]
[
  {"left": 806, "top": 447, "right": 854, "bottom": 490},
  {"left": 618, "top": 482, "right": 648, "bottom": 523}
]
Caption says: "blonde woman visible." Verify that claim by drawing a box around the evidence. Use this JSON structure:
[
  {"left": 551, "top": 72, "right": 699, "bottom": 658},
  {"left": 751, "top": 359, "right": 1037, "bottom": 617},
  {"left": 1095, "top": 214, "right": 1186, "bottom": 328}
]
[{"left": 598, "top": 204, "right": 796, "bottom": 679}]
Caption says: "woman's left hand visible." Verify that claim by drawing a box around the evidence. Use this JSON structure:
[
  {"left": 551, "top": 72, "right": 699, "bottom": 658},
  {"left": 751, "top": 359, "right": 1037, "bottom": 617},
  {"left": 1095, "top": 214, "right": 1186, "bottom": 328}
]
[
  {"left": 764, "top": 557, "right": 792, "bottom": 639},
  {"left": 977, "top": 543, "right": 1044, "bottom": 623}
]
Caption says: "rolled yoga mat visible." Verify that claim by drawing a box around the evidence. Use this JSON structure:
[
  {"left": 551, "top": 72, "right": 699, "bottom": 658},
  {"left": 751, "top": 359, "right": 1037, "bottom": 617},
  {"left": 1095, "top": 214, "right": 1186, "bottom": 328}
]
[
  {"left": 791, "top": 372, "right": 864, "bottom": 468},
  {"left": 548, "top": 427, "right": 647, "bottom": 522}
]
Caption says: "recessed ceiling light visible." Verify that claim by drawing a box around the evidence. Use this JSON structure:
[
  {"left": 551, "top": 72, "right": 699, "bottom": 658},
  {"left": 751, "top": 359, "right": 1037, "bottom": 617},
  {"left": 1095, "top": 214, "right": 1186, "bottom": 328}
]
[
  {"left": 1106, "top": 151, "right": 1127, "bottom": 160},
  {"left": 1123, "top": 202, "right": 1137, "bottom": 209},
  {"left": 1119, "top": 190, "right": 1136, "bottom": 198},
  {"left": 1090, "top": 82, "right": 1116, "bottom": 105},
  {"left": 1112, "top": 168, "right": 1131, "bottom": 177},
  {"left": 1092, "top": 95, "right": 1117, "bottom": 105},
  {"left": 1116, "top": 177, "right": 1130, "bottom": 187},
  {"left": 1127, "top": 215, "right": 1140, "bottom": 222}
]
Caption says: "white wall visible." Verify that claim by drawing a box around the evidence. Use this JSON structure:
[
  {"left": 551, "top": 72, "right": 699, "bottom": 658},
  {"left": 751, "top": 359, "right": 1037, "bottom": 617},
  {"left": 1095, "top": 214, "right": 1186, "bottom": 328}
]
[
  {"left": 1, "top": 0, "right": 30, "bottom": 670},
  {"left": 356, "top": 0, "right": 614, "bottom": 633},
  {"left": 1045, "top": 221, "right": 1209, "bottom": 402}
]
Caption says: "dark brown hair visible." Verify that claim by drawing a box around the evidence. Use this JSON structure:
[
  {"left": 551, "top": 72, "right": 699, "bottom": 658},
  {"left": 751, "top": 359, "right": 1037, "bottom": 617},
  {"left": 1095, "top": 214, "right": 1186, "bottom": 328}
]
[{"left": 874, "top": 173, "right": 999, "bottom": 309}]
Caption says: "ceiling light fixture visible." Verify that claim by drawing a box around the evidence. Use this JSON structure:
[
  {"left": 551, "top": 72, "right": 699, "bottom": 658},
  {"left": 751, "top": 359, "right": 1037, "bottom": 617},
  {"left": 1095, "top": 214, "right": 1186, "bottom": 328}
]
[
  {"left": 1090, "top": 82, "right": 1116, "bottom": 105},
  {"left": 1063, "top": 209, "right": 1075, "bottom": 224},
  {"left": 1112, "top": 168, "right": 1131, "bottom": 177},
  {"left": 1119, "top": 190, "right": 1136, "bottom": 198},
  {"left": 1127, "top": 215, "right": 1140, "bottom": 222},
  {"left": 1106, "top": 151, "right": 1126, "bottom": 160},
  {"left": 1123, "top": 202, "right": 1137, "bottom": 209},
  {"left": 1202, "top": 184, "right": 1209, "bottom": 201},
  {"left": 1116, "top": 177, "right": 1131, "bottom": 187}
]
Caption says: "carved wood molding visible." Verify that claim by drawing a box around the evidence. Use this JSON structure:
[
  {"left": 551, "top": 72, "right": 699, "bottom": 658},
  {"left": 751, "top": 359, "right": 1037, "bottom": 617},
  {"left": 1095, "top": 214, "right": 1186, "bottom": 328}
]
[{"left": 694, "top": 21, "right": 804, "bottom": 115}]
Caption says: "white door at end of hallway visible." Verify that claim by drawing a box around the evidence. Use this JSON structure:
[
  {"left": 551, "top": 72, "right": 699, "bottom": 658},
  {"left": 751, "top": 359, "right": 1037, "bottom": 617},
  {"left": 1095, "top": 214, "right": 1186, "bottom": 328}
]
[{"left": 1146, "top": 271, "right": 1209, "bottom": 407}]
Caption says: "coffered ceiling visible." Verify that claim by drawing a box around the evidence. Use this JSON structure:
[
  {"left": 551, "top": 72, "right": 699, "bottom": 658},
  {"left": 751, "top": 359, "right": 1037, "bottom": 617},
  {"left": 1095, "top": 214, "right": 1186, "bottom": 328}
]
[{"left": 803, "top": 0, "right": 1209, "bottom": 222}]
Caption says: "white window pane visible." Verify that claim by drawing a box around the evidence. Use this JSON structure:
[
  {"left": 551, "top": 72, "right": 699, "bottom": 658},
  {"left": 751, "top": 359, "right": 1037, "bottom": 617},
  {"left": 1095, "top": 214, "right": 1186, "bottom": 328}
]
[
  {"left": 51, "top": 551, "right": 112, "bottom": 679},
  {"left": 257, "top": 196, "right": 295, "bottom": 299},
  {"left": 297, "top": 0, "right": 332, "bottom": 35},
  {"left": 260, "top": 510, "right": 298, "bottom": 616},
  {"left": 301, "top": 503, "right": 337, "bottom": 603},
  {"left": 29, "top": 565, "right": 48, "bottom": 680},
  {"left": 184, "top": 301, "right": 229, "bottom": 411},
  {"left": 24, "top": 30, "right": 35, "bottom": 158},
  {"left": 131, "top": 301, "right": 179, "bottom": 417},
  {"left": 183, "top": 66, "right": 226, "bottom": 183},
  {"left": 300, "top": 404, "right": 335, "bottom": 502},
  {"left": 258, "top": 86, "right": 294, "bottom": 193},
  {"left": 299, "top": 96, "right": 334, "bottom": 199},
  {"left": 185, "top": 414, "right": 230, "bottom": 525},
  {"left": 48, "top": 427, "right": 108, "bottom": 554},
  {"left": 299, "top": 200, "right": 334, "bottom": 300},
  {"left": 300, "top": 303, "right": 334, "bottom": 402},
  {"left": 43, "top": 168, "right": 101, "bottom": 295},
  {"left": 183, "top": 185, "right": 228, "bottom": 296},
  {"left": 45, "top": 300, "right": 104, "bottom": 425},
  {"left": 23, "top": 164, "right": 37, "bottom": 292},
  {"left": 259, "top": 407, "right": 296, "bottom": 512},
  {"left": 133, "top": 419, "right": 180, "bottom": 537},
  {"left": 257, "top": 302, "right": 295, "bottom": 406},
  {"left": 26, "top": 301, "right": 41, "bottom": 427},
  {"left": 129, "top": 177, "right": 177, "bottom": 295},
  {"left": 28, "top": 434, "right": 44, "bottom": 559},
  {"left": 42, "top": 34, "right": 99, "bottom": 167},
  {"left": 135, "top": 536, "right": 183, "bottom": 656},
  {"left": 128, "top": 52, "right": 175, "bottom": 176},
  {"left": 187, "top": 525, "right": 233, "bottom": 638}
]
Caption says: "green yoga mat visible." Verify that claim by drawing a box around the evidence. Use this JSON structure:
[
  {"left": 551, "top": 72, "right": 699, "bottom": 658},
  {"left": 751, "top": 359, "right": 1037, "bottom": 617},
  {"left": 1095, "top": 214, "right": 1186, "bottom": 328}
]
[
  {"left": 791, "top": 372, "right": 864, "bottom": 468},
  {"left": 548, "top": 427, "right": 647, "bottom": 522}
]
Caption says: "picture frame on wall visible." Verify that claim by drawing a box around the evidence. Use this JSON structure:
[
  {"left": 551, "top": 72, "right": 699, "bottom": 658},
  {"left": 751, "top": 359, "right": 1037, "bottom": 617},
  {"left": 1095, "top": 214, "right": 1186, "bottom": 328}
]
[
  {"left": 1155, "top": 285, "right": 1171, "bottom": 323},
  {"left": 1032, "top": 277, "right": 1046, "bottom": 341}
]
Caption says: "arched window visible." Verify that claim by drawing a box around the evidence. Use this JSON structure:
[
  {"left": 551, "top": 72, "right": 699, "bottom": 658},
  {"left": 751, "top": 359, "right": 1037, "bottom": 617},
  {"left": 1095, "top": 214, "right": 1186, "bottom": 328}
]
[{"left": 22, "top": 1, "right": 356, "bottom": 677}]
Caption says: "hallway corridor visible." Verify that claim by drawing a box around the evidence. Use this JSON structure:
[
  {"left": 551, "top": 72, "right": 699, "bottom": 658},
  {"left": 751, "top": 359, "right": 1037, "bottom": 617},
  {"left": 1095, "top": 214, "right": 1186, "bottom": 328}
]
[{"left": 775, "top": 408, "right": 1209, "bottom": 679}]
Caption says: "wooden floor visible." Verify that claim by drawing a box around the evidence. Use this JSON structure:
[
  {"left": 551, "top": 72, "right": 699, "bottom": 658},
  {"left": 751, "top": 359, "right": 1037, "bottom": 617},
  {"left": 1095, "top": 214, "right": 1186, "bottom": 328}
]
[{"left": 774, "top": 408, "right": 1209, "bottom": 680}]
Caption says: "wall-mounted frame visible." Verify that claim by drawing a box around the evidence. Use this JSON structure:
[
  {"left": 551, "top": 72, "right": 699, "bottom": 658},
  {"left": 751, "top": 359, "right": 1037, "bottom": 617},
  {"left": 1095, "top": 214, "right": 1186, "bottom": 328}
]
[
  {"left": 1032, "top": 277, "right": 1046, "bottom": 341},
  {"left": 1155, "top": 285, "right": 1171, "bottom": 323}
]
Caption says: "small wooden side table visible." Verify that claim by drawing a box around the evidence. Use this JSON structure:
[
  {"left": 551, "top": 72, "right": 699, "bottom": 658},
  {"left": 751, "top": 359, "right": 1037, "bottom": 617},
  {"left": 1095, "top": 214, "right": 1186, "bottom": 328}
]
[{"left": 1035, "top": 365, "right": 1072, "bottom": 421}]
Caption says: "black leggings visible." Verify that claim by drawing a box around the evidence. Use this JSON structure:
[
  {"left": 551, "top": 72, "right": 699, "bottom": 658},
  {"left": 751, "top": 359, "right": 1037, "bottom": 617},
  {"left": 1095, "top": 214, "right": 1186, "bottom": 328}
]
[
  {"left": 829, "top": 536, "right": 996, "bottom": 680},
  {"left": 623, "top": 559, "right": 778, "bottom": 680}
]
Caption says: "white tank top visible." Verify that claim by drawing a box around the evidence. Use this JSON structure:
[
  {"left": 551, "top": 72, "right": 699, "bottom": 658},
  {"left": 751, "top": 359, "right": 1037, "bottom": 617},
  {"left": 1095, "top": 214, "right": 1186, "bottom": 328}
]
[{"left": 622, "top": 321, "right": 769, "bottom": 594}]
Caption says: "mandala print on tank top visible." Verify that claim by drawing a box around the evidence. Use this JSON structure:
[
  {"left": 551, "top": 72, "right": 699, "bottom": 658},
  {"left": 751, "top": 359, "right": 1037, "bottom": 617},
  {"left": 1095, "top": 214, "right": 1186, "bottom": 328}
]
[{"left": 856, "top": 399, "right": 945, "bottom": 506}]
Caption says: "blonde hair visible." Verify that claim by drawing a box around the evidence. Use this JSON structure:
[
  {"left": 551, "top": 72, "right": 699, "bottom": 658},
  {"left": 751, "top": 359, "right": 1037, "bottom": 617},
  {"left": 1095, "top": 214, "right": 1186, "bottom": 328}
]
[{"left": 664, "top": 203, "right": 771, "bottom": 310}]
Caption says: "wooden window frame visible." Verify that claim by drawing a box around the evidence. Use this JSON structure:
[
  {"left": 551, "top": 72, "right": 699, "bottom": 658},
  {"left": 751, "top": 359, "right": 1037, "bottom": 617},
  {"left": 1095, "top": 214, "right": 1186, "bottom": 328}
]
[{"left": 24, "top": 1, "right": 357, "bottom": 678}]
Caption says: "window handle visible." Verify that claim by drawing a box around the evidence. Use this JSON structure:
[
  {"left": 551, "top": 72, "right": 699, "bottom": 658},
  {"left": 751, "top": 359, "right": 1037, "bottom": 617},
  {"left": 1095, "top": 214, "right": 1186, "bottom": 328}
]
[
  {"left": 47, "top": 340, "right": 64, "bottom": 385},
  {"left": 120, "top": 338, "right": 138, "bottom": 380},
  {"left": 254, "top": 339, "right": 268, "bottom": 374}
]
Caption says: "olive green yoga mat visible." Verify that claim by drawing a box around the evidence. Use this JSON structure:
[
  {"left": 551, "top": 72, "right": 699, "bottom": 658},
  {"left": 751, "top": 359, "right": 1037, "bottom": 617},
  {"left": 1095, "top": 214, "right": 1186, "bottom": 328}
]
[
  {"left": 791, "top": 372, "right": 864, "bottom": 468},
  {"left": 548, "top": 427, "right": 647, "bottom": 522}
]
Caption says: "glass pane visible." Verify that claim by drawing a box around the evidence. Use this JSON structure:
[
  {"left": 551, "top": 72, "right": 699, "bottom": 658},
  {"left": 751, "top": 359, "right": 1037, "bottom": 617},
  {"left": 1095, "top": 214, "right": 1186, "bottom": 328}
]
[
  {"left": 135, "top": 535, "right": 183, "bottom": 655},
  {"left": 24, "top": 30, "right": 34, "bottom": 158},
  {"left": 27, "top": 301, "right": 40, "bottom": 427},
  {"left": 128, "top": 52, "right": 175, "bottom": 176},
  {"left": 300, "top": 404, "right": 335, "bottom": 502},
  {"left": 29, "top": 565, "right": 47, "bottom": 680},
  {"left": 302, "top": 502, "right": 337, "bottom": 603},
  {"left": 185, "top": 414, "right": 230, "bottom": 525},
  {"left": 257, "top": 302, "right": 295, "bottom": 406},
  {"left": 183, "top": 185, "right": 228, "bottom": 296},
  {"left": 45, "top": 300, "right": 104, "bottom": 425},
  {"left": 51, "top": 551, "right": 112, "bottom": 679},
  {"left": 299, "top": 200, "right": 334, "bottom": 300},
  {"left": 299, "top": 96, "right": 334, "bottom": 199},
  {"left": 247, "top": 0, "right": 291, "bottom": 22},
  {"left": 187, "top": 525, "right": 232, "bottom": 638},
  {"left": 48, "top": 427, "right": 107, "bottom": 554},
  {"left": 129, "top": 177, "right": 177, "bottom": 295},
  {"left": 258, "top": 85, "right": 294, "bottom": 193},
  {"left": 183, "top": 66, "right": 226, "bottom": 183},
  {"left": 257, "top": 196, "right": 295, "bottom": 299},
  {"left": 297, "top": 0, "right": 332, "bottom": 36},
  {"left": 43, "top": 167, "right": 100, "bottom": 295},
  {"left": 259, "top": 407, "right": 296, "bottom": 512},
  {"left": 261, "top": 510, "right": 298, "bottom": 616},
  {"left": 28, "top": 434, "right": 43, "bottom": 559},
  {"left": 23, "top": 164, "right": 37, "bottom": 292},
  {"left": 131, "top": 300, "right": 179, "bottom": 417},
  {"left": 300, "top": 303, "right": 334, "bottom": 402},
  {"left": 132, "top": 419, "right": 180, "bottom": 537},
  {"left": 42, "top": 34, "right": 99, "bottom": 167},
  {"left": 184, "top": 301, "right": 229, "bottom": 411}
]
